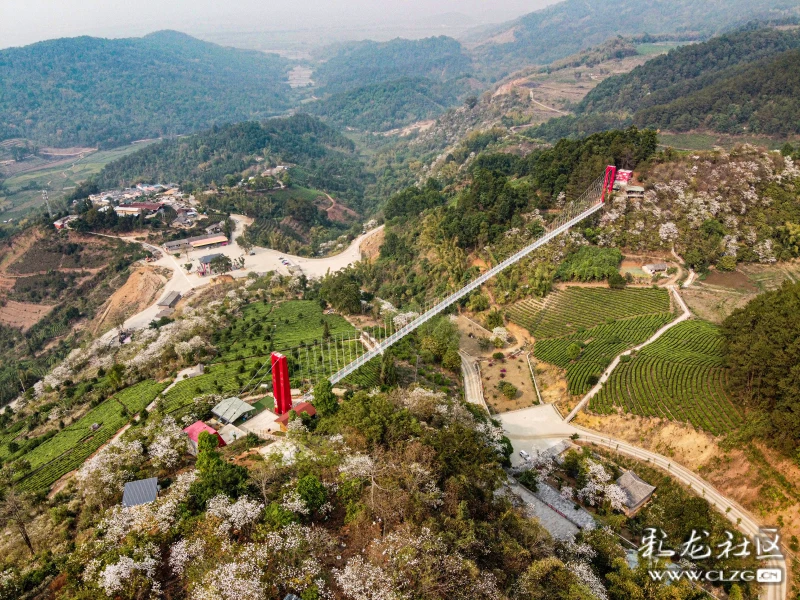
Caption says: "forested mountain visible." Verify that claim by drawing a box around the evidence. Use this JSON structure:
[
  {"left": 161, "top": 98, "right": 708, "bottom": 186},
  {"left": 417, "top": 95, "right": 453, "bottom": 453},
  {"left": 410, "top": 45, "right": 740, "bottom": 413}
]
[
  {"left": 633, "top": 49, "right": 800, "bottom": 135},
  {"left": 0, "top": 31, "right": 291, "bottom": 148},
  {"left": 467, "top": 0, "right": 800, "bottom": 75},
  {"left": 578, "top": 27, "right": 800, "bottom": 115},
  {"left": 309, "top": 77, "right": 470, "bottom": 131},
  {"left": 313, "top": 36, "right": 472, "bottom": 93},
  {"left": 528, "top": 26, "right": 800, "bottom": 139},
  {"left": 97, "top": 114, "right": 368, "bottom": 208}
]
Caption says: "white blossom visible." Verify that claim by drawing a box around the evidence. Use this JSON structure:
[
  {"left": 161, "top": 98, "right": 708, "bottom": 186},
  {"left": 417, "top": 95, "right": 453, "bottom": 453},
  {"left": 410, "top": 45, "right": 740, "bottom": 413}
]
[{"left": 333, "top": 556, "right": 399, "bottom": 600}]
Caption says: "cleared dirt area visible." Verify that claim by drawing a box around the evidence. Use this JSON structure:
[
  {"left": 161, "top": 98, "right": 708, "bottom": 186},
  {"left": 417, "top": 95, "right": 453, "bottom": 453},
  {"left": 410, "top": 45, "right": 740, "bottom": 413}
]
[
  {"left": 684, "top": 262, "right": 800, "bottom": 322},
  {"left": 575, "top": 410, "right": 800, "bottom": 543},
  {"left": 703, "top": 269, "right": 759, "bottom": 291},
  {"left": 0, "top": 299, "right": 55, "bottom": 330},
  {"left": 483, "top": 353, "right": 539, "bottom": 413},
  {"left": 91, "top": 265, "right": 168, "bottom": 335},
  {"left": 534, "top": 361, "right": 569, "bottom": 405}
]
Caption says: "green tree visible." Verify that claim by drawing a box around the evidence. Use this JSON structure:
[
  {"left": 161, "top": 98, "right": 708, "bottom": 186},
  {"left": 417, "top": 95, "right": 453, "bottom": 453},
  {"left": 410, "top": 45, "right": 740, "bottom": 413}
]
[
  {"left": 210, "top": 254, "right": 233, "bottom": 274},
  {"left": 320, "top": 271, "right": 361, "bottom": 314},
  {"left": 296, "top": 474, "right": 326, "bottom": 513},
  {"left": 191, "top": 431, "right": 249, "bottom": 505},
  {"left": 313, "top": 378, "right": 339, "bottom": 417},
  {"left": 380, "top": 351, "right": 398, "bottom": 386},
  {"left": 566, "top": 343, "right": 581, "bottom": 361}
]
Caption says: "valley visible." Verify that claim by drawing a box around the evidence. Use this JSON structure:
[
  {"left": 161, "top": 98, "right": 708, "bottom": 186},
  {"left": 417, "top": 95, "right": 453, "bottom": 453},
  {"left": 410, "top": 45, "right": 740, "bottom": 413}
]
[{"left": 2, "top": 3, "right": 800, "bottom": 600}]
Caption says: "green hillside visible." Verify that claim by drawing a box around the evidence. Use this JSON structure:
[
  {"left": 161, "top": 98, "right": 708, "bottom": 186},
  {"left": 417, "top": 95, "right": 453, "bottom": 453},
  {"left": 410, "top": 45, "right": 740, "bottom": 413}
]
[
  {"left": 309, "top": 77, "right": 468, "bottom": 131},
  {"left": 578, "top": 27, "right": 800, "bottom": 115},
  {"left": 314, "top": 36, "right": 472, "bottom": 93},
  {"left": 527, "top": 26, "right": 800, "bottom": 139},
  {"left": 633, "top": 49, "right": 800, "bottom": 135},
  {"left": 0, "top": 30, "right": 291, "bottom": 148},
  {"left": 470, "top": 0, "right": 800, "bottom": 75},
  {"left": 95, "top": 114, "right": 367, "bottom": 207}
]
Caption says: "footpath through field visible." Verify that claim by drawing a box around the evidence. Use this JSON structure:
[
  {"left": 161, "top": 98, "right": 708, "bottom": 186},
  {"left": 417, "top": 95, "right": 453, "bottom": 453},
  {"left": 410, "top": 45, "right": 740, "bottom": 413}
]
[{"left": 564, "top": 285, "right": 691, "bottom": 422}]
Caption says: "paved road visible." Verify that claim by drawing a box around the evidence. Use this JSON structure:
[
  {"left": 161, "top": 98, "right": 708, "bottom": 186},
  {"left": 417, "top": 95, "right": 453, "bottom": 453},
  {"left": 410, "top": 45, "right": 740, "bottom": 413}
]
[
  {"left": 565, "top": 285, "right": 691, "bottom": 422},
  {"left": 459, "top": 350, "right": 489, "bottom": 412},
  {"left": 573, "top": 428, "right": 787, "bottom": 600},
  {"left": 94, "top": 221, "right": 383, "bottom": 337}
]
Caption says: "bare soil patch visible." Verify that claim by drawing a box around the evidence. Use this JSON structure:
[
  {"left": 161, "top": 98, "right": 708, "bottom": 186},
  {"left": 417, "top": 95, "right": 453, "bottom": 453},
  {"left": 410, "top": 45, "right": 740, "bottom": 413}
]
[
  {"left": 91, "top": 266, "right": 167, "bottom": 335},
  {"left": 681, "top": 286, "right": 752, "bottom": 323},
  {"left": 703, "top": 269, "right": 758, "bottom": 292},
  {"left": 359, "top": 228, "right": 384, "bottom": 262},
  {"left": 0, "top": 300, "right": 55, "bottom": 331},
  {"left": 482, "top": 354, "right": 538, "bottom": 413},
  {"left": 534, "top": 361, "right": 569, "bottom": 405}
]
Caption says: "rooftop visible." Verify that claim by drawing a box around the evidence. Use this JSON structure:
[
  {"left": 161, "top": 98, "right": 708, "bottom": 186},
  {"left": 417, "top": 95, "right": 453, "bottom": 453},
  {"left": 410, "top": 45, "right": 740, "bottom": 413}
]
[
  {"left": 122, "top": 477, "right": 159, "bottom": 507},
  {"left": 183, "top": 421, "right": 226, "bottom": 446},
  {"left": 212, "top": 397, "right": 255, "bottom": 424},
  {"left": 275, "top": 401, "right": 316, "bottom": 426},
  {"left": 616, "top": 471, "right": 656, "bottom": 508}
]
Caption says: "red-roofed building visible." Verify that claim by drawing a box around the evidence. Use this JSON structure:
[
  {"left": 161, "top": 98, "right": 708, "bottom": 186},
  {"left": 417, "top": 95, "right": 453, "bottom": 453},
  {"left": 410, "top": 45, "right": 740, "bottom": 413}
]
[
  {"left": 128, "top": 202, "right": 163, "bottom": 212},
  {"left": 183, "top": 421, "right": 226, "bottom": 455},
  {"left": 275, "top": 402, "right": 317, "bottom": 431}
]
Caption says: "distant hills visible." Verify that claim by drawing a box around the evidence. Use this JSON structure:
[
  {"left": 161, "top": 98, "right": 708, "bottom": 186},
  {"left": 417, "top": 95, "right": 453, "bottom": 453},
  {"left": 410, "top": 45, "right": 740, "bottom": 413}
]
[
  {"left": 309, "top": 36, "right": 475, "bottom": 132},
  {"left": 96, "top": 114, "right": 368, "bottom": 209},
  {"left": 0, "top": 31, "right": 291, "bottom": 148},
  {"left": 467, "top": 0, "right": 800, "bottom": 76},
  {"left": 313, "top": 36, "right": 472, "bottom": 93},
  {"left": 528, "top": 26, "right": 800, "bottom": 139}
]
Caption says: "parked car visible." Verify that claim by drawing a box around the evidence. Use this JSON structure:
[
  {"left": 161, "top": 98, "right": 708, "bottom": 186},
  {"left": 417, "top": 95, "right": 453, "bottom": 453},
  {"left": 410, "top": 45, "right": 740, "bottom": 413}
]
[{"left": 519, "top": 450, "right": 531, "bottom": 461}]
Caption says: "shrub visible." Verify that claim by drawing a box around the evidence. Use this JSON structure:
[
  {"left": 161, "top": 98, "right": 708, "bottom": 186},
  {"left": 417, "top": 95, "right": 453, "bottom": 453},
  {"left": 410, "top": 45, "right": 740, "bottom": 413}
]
[{"left": 492, "top": 352, "right": 505, "bottom": 360}]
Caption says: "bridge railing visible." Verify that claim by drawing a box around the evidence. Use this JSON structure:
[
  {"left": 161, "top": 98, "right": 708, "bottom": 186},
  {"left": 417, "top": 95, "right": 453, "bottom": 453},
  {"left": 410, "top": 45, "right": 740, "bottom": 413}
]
[{"left": 328, "top": 174, "right": 607, "bottom": 385}]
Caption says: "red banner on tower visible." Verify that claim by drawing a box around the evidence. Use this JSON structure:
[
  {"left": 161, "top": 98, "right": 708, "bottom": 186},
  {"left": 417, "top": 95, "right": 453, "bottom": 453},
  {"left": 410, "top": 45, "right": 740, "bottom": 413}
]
[{"left": 271, "top": 352, "right": 292, "bottom": 415}]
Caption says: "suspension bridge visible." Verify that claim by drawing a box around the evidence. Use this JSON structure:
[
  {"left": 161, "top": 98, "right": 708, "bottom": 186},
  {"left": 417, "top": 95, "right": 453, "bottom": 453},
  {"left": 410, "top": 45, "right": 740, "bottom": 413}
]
[{"left": 237, "top": 167, "right": 616, "bottom": 400}]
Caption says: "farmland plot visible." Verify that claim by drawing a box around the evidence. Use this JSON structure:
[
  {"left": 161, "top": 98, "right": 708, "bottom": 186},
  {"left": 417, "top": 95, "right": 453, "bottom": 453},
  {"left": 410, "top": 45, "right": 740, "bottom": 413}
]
[
  {"left": 17, "top": 380, "right": 166, "bottom": 491},
  {"left": 589, "top": 320, "right": 742, "bottom": 435},
  {"left": 507, "top": 287, "right": 672, "bottom": 338}
]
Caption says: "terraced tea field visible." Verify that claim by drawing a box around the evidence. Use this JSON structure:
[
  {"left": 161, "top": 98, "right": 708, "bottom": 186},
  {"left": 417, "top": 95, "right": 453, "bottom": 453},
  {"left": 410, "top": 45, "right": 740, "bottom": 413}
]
[
  {"left": 17, "top": 380, "right": 166, "bottom": 491},
  {"left": 214, "top": 300, "right": 356, "bottom": 362},
  {"left": 507, "top": 287, "right": 672, "bottom": 338},
  {"left": 589, "top": 320, "right": 742, "bottom": 435},
  {"left": 534, "top": 313, "right": 675, "bottom": 394}
]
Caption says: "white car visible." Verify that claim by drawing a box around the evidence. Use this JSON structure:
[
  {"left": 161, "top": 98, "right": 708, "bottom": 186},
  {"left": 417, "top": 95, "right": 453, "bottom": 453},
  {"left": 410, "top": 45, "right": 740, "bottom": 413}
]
[{"left": 519, "top": 450, "right": 531, "bottom": 461}]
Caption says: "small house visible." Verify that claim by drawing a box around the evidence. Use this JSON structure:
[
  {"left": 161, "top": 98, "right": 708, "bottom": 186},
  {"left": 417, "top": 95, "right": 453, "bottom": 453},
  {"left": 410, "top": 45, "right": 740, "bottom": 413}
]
[
  {"left": 211, "top": 397, "right": 255, "bottom": 425},
  {"left": 183, "top": 421, "right": 226, "bottom": 456},
  {"left": 615, "top": 470, "right": 656, "bottom": 516},
  {"left": 626, "top": 185, "right": 645, "bottom": 198},
  {"left": 275, "top": 402, "right": 316, "bottom": 432},
  {"left": 156, "top": 291, "right": 181, "bottom": 309},
  {"left": 642, "top": 263, "right": 668, "bottom": 276},
  {"left": 164, "top": 239, "right": 191, "bottom": 253},
  {"left": 122, "top": 477, "right": 159, "bottom": 507}
]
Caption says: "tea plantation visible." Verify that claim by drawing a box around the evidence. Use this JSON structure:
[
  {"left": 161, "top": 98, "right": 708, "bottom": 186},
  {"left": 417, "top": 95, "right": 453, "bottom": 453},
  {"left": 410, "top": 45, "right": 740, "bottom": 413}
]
[
  {"left": 17, "top": 380, "right": 166, "bottom": 491},
  {"left": 589, "top": 320, "right": 743, "bottom": 435}
]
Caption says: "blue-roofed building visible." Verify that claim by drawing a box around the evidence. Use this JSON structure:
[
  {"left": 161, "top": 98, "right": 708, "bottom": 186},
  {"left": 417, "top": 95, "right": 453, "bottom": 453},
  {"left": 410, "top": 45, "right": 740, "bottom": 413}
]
[{"left": 122, "top": 477, "right": 159, "bottom": 507}]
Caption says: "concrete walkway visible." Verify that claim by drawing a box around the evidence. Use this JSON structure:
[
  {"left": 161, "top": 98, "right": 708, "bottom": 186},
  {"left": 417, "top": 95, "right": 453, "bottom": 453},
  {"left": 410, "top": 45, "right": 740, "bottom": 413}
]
[{"left": 459, "top": 350, "right": 489, "bottom": 413}]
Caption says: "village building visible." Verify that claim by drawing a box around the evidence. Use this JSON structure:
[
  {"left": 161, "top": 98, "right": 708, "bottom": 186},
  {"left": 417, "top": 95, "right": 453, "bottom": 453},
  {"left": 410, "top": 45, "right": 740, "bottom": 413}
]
[
  {"left": 114, "top": 205, "right": 143, "bottom": 217},
  {"left": 121, "top": 477, "right": 159, "bottom": 507},
  {"left": 642, "top": 263, "right": 668, "bottom": 275},
  {"left": 211, "top": 397, "right": 255, "bottom": 425},
  {"left": 156, "top": 291, "right": 181, "bottom": 309},
  {"left": 275, "top": 402, "right": 316, "bottom": 432},
  {"left": 615, "top": 470, "right": 656, "bottom": 517},
  {"left": 183, "top": 421, "right": 226, "bottom": 455}
]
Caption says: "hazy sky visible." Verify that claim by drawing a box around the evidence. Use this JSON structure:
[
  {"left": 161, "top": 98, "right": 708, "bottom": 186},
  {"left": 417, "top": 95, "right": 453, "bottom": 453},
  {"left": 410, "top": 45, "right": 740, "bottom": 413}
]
[{"left": 0, "top": 0, "right": 556, "bottom": 49}]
